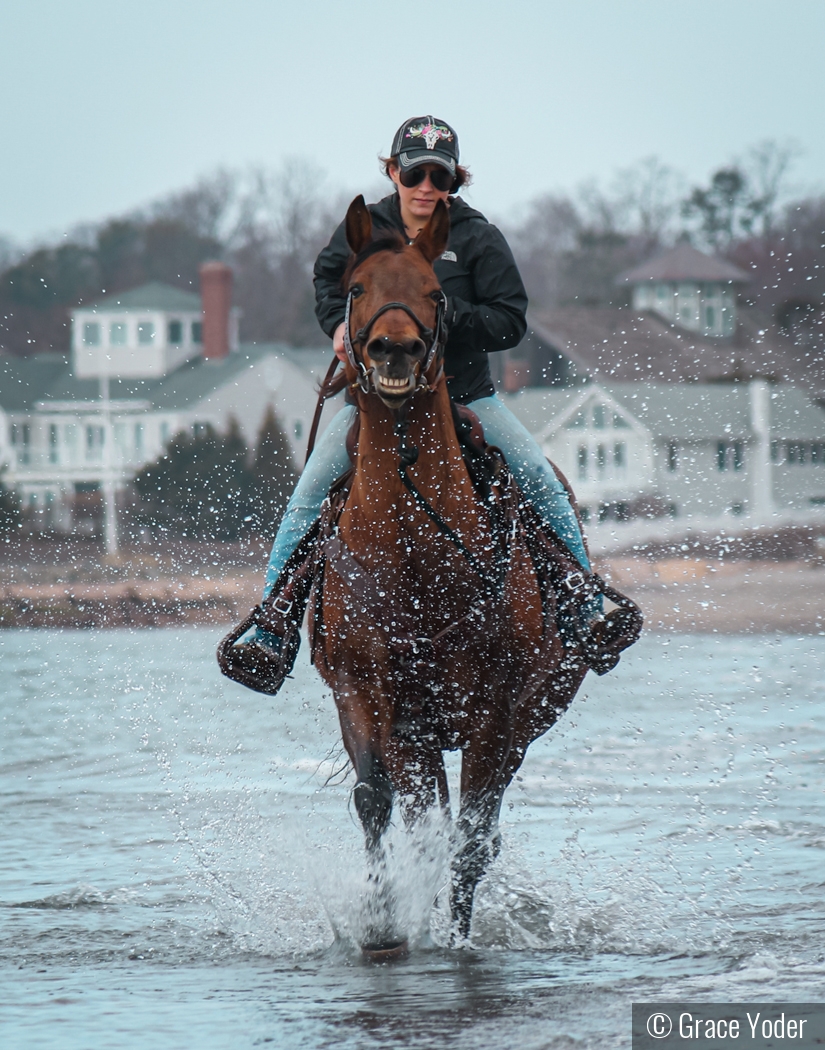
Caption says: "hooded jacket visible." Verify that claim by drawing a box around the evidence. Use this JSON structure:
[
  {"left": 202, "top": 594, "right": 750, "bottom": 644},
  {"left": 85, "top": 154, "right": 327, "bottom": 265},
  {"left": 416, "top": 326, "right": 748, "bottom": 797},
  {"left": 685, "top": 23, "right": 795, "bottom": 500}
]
[{"left": 313, "top": 193, "right": 528, "bottom": 404}]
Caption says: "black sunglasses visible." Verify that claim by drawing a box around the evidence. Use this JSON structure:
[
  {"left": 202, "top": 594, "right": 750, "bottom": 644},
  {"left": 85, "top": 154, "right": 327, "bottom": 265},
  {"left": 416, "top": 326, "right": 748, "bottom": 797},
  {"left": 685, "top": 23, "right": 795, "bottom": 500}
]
[{"left": 398, "top": 166, "right": 454, "bottom": 192}]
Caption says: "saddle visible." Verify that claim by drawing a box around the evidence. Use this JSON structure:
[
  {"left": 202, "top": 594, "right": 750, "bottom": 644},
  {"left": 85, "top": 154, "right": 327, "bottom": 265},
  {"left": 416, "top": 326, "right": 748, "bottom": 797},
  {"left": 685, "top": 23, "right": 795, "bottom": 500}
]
[{"left": 217, "top": 403, "right": 643, "bottom": 696}]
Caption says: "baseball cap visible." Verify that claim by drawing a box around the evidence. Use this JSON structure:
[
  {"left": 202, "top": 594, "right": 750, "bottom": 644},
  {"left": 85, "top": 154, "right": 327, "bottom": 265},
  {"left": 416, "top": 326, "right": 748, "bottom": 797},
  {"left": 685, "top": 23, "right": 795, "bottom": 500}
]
[{"left": 390, "top": 115, "right": 460, "bottom": 177}]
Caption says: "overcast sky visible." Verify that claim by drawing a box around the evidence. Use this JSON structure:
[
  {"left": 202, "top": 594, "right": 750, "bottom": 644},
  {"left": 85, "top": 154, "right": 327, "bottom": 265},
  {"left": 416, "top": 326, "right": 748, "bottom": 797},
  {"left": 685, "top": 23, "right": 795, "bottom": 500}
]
[{"left": 2, "top": 0, "right": 823, "bottom": 246}]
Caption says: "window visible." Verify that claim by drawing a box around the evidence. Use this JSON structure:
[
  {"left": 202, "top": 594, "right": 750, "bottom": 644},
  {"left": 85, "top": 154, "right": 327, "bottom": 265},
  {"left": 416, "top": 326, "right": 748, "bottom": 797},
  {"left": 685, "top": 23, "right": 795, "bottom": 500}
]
[
  {"left": 110, "top": 321, "right": 127, "bottom": 345},
  {"left": 613, "top": 442, "right": 626, "bottom": 469},
  {"left": 137, "top": 321, "right": 155, "bottom": 345},
  {"left": 596, "top": 443, "right": 607, "bottom": 473},
  {"left": 577, "top": 445, "right": 588, "bottom": 480},
  {"left": 11, "top": 422, "right": 31, "bottom": 464},
  {"left": 49, "top": 423, "right": 58, "bottom": 464},
  {"left": 717, "top": 439, "right": 745, "bottom": 471},
  {"left": 771, "top": 440, "right": 780, "bottom": 463},
  {"left": 667, "top": 441, "right": 679, "bottom": 472},
  {"left": 83, "top": 322, "right": 101, "bottom": 346},
  {"left": 593, "top": 403, "right": 606, "bottom": 429},
  {"left": 134, "top": 423, "right": 144, "bottom": 453},
  {"left": 160, "top": 421, "right": 170, "bottom": 447},
  {"left": 191, "top": 321, "right": 203, "bottom": 344},
  {"left": 85, "top": 424, "right": 104, "bottom": 461},
  {"left": 168, "top": 319, "right": 183, "bottom": 345},
  {"left": 705, "top": 306, "right": 715, "bottom": 330}
]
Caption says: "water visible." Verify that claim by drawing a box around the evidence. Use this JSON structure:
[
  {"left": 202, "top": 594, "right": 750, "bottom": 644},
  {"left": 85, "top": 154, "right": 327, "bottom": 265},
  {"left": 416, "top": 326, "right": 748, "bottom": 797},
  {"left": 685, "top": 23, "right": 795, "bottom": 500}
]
[{"left": 1, "top": 628, "right": 824, "bottom": 1049}]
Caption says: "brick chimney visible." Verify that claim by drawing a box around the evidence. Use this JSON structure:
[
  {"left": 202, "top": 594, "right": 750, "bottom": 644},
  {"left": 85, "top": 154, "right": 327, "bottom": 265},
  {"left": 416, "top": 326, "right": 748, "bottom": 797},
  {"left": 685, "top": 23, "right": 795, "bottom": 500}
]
[{"left": 199, "top": 261, "right": 233, "bottom": 360}]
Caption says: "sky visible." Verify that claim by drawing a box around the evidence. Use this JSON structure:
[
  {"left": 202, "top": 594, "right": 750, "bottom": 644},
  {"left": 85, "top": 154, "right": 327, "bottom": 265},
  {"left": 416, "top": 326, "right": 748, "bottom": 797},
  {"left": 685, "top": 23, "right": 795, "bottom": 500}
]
[{"left": 1, "top": 0, "right": 823, "bottom": 247}]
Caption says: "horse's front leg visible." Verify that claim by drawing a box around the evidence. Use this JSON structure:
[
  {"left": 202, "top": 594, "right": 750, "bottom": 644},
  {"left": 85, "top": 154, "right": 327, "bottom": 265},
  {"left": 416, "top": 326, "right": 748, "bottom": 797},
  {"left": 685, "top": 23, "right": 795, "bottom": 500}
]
[{"left": 450, "top": 712, "right": 513, "bottom": 942}]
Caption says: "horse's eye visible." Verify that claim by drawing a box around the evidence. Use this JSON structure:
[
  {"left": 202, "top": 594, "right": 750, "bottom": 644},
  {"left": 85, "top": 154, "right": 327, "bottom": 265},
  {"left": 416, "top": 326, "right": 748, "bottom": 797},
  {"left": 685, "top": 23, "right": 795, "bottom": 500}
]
[
  {"left": 429, "top": 290, "right": 443, "bottom": 301},
  {"left": 350, "top": 284, "right": 364, "bottom": 298}
]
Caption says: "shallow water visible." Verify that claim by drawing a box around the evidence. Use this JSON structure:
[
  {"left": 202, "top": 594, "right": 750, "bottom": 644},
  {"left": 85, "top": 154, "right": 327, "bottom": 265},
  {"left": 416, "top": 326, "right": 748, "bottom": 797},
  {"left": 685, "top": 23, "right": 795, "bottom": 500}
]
[{"left": 1, "top": 628, "right": 824, "bottom": 1049}]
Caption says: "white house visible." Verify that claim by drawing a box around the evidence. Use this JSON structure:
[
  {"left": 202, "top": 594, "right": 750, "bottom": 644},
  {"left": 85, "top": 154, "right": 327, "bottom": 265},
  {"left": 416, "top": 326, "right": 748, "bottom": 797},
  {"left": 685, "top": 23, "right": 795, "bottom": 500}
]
[
  {"left": 0, "top": 273, "right": 340, "bottom": 534},
  {"left": 501, "top": 379, "right": 825, "bottom": 525}
]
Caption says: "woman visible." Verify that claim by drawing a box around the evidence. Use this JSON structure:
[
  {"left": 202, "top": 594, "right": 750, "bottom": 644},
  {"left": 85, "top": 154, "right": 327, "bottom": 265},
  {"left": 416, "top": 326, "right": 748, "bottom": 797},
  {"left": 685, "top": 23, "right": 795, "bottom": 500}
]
[{"left": 257, "top": 115, "right": 594, "bottom": 650}]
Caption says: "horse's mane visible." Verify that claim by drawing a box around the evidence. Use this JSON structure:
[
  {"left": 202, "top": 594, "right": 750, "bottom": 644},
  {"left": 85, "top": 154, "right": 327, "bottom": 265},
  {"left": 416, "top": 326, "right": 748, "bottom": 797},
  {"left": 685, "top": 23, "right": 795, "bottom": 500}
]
[{"left": 342, "top": 230, "right": 406, "bottom": 288}]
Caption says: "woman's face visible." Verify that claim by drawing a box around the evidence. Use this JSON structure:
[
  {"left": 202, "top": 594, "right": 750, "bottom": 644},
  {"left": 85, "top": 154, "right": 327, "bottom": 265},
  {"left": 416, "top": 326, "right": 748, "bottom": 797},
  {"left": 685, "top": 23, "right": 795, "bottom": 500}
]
[{"left": 389, "top": 163, "right": 451, "bottom": 224}]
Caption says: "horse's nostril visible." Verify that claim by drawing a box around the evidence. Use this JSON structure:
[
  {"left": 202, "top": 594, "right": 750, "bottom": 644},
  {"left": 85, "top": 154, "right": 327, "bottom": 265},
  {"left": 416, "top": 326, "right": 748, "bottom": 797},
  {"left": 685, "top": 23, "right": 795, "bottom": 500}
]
[{"left": 367, "top": 338, "right": 391, "bottom": 359}]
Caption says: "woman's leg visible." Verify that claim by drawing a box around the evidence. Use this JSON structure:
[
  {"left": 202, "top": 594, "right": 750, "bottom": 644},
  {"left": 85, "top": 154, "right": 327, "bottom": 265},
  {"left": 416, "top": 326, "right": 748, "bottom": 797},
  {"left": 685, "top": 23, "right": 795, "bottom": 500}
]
[
  {"left": 262, "top": 404, "right": 356, "bottom": 599},
  {"left": 469, "top": 394, "right": 591, "bottom": 571}
]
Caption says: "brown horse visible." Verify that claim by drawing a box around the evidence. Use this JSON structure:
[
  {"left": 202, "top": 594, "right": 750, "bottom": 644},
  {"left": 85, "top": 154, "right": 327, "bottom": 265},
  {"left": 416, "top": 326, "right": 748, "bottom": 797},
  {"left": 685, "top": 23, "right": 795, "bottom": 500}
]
[{"left": 308, "top": 195, "right": 596, "bottom": 949}]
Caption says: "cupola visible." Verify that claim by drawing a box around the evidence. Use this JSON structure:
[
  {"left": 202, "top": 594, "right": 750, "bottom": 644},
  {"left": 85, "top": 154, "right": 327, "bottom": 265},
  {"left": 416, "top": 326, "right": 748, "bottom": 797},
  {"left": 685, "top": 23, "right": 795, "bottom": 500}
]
[{"left": 618, "top": 243, "right": 749, "bottom": 338}]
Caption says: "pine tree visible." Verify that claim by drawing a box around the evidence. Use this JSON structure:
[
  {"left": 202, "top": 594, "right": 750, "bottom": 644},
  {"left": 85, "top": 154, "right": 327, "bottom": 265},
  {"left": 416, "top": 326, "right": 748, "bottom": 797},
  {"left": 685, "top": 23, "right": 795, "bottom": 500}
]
[
  {"left": 0, "top": 469, "right": 21, "bottom": 535},
  {"left": 250, "top": 404, "right": 297, "bottom": 537},
  {"left": 133, "top": 418, "right": 255, "bottom": 540}
]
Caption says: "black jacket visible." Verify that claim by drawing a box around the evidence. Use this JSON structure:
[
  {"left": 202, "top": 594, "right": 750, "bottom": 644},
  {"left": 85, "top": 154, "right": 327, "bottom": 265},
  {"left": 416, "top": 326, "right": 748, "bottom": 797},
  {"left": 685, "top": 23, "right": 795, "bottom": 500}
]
[{"left": 313, "top": 193, "right": 528, "bottom": 403}]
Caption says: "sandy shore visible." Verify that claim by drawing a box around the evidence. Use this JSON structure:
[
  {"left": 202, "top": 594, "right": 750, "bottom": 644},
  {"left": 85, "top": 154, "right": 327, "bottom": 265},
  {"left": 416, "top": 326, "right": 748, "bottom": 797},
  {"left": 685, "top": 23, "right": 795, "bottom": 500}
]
[
  {"left": 599, "top": 557, "right": 824, "bottom": 634},
  {"left": 1, "top": 551, "right": 822, "bottom": 632}
]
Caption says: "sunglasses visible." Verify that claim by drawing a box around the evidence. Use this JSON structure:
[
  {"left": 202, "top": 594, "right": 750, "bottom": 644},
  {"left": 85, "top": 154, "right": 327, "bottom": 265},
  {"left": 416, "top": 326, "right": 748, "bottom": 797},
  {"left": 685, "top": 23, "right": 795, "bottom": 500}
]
[{"left": 398, "top": 166, "right": 454, "bottom": 192}]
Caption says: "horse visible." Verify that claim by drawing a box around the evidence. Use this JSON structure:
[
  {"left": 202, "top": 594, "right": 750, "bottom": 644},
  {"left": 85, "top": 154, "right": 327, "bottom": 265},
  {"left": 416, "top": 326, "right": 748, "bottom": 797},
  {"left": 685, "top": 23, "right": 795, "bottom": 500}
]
[{"left": 307, "top": 195, "right": 597, "bottom": 951}]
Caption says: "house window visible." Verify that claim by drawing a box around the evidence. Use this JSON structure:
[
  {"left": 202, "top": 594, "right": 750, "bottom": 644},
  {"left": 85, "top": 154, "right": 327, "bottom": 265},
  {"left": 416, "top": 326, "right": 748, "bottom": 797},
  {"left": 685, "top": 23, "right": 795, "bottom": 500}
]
[
  {"left": 191, "top": 321, "right": 203, "bottom": 344},
  {"left": 577, "top": 445, "right": 588, "bottom": 480},
  {"left": 110, "top": 322, "right": 127, "bottom": 345},
  {"left": 49, "top": 423, "right": 59, "bottom": 464},
  {"left": 160, "top": 421, "right": 170, "bottom": 446},
  {"left": 613, "top": 442, "right": 626, "bottom": 469},
  {"left": 812, "top": 443, "right": 822, "bottom": 464},
  {"left": 168, "top": 320, "right": 183, "bottom": 345},
  {"left": 137, "top": 321, "right": 155, "bottom": 345},
  {"left": 83, "top": 322, "right": 101, "bottom": 346},
  {"left": 11, "top": 422, "right": 31, "bottom": 464},
  {"left": 717, "top": 440, "right": 745, "bottom": 471},
  {"left": 667, "top": 441, "right": 679, "bottom": 472},
  {"left": 770, "top": 440, "right": 779, "bottom": 462},
  {"left": 593, "top": 404, "right": 606, "bottom": 429},
  {"left": 85, "top": 424, "right": 104, "bottom": 461},
  {"left": 705, "top": 306, "right": 715, "bottom": 330},
  {"left": 596, "top": 443, "right": 607, "bottom": 473},
  {"left": 134, "top": 423, "right": 144, "bottom": 453}
]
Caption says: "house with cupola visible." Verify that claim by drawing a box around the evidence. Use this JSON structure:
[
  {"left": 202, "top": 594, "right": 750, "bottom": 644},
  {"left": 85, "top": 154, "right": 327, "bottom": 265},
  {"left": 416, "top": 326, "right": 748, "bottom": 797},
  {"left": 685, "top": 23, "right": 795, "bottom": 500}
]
[{"left": 0, "top": 265, "right": 339, "bottom": 534}]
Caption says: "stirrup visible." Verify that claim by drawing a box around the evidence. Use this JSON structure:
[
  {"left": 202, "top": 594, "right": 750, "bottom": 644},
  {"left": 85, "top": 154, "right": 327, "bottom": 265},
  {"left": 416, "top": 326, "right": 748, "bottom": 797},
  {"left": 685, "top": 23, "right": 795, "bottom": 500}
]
[{"left": 217, "top": 618, "right": 302, "bottom": 696}]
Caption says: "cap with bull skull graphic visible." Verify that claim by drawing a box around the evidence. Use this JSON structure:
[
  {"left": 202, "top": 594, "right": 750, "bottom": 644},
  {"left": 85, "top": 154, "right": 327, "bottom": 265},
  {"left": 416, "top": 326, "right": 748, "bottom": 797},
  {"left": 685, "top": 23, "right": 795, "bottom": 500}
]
[{"left": 391, "top": 115, "right": 460, "bottom": 177}]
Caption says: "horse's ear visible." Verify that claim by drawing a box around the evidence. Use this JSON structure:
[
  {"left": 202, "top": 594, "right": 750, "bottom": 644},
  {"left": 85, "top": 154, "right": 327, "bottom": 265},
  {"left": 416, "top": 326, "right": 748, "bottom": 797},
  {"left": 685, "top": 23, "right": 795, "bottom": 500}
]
[
  {"left": 345, "top": 195, "right": 373, "bottom": 255},
  {"left": 414, "top": 199, "right": 450, "bottom": 264}
]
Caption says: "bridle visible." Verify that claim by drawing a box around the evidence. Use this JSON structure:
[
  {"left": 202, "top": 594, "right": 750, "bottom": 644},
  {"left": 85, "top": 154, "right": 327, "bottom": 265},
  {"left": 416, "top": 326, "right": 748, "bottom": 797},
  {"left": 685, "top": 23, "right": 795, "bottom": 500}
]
[{"left": 342, "top": 285, "right": 448, "bottom": 393}]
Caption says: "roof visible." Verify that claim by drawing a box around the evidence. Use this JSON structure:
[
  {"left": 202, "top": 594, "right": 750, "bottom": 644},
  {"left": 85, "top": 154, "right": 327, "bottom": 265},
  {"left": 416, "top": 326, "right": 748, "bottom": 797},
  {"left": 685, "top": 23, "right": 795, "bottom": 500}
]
[
  {"left": 0, "top": 343, "right": 330, "bottom": 414},
  {"left": 527, "top": 305, "right": 825, "bottom": 398},
  {"left": 501, "top": 381, "right": 825, "bottom": 441},
  {"left": 84, "top": 281, "right": 202, "bottom": 313},
  {"left": 617, "top": 243, "right": 750, "bottom": 285}
]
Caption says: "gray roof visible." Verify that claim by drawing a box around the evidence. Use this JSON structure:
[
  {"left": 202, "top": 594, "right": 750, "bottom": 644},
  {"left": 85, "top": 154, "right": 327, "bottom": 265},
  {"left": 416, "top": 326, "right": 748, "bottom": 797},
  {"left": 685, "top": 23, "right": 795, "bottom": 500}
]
[
  {"left": 0, "top": 343, "right": 330, "bottom": 414},
  {"left": 501, "top": 382, "right": 825, "bottom": 441},
  {"left": 86, "top": 281, "right": 202, "bottom": 312},
  {"left": 617, "top": 244, "right": 750, "bottom": 285}
]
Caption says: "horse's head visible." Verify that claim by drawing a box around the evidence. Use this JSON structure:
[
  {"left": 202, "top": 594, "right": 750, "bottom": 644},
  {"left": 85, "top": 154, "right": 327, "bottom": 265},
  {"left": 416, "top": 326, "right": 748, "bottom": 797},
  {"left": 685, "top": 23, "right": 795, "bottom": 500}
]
[{"left": 343, "top": 195, "right": 449, "bottom": 409}]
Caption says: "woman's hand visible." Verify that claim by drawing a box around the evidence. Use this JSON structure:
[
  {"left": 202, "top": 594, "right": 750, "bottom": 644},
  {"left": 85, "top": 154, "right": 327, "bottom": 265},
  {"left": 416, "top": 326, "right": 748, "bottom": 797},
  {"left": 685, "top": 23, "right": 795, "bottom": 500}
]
[{"left": 333, "top": 322, "right": 347, "bottom": 363}]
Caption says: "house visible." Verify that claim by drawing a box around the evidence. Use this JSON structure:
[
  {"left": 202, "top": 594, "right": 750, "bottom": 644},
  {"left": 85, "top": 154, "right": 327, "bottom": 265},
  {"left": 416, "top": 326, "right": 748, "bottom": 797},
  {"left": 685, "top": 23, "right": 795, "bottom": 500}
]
[
  {"left": 501, "top": 244, "right": 825, "bottom": 400},
  {"left": 0, "top": 265, "right": 340, "bottom": 534},
  {"left": 500, "top": 379, "right": 825, "bottom": 524}
]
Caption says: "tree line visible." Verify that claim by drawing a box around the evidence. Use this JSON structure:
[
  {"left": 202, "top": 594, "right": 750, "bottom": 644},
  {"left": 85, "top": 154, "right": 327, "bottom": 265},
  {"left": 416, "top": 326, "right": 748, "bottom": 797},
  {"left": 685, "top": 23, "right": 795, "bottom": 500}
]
[{"left": 1, "top": 143, "right": 823, "bottom": 358}]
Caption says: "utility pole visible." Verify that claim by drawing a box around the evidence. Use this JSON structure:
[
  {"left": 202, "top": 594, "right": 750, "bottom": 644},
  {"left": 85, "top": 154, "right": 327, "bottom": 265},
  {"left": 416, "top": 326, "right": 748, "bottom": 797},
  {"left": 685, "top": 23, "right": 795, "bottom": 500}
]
[{"left": 99, "top": 348, "right": 118, "bottom": 556}]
